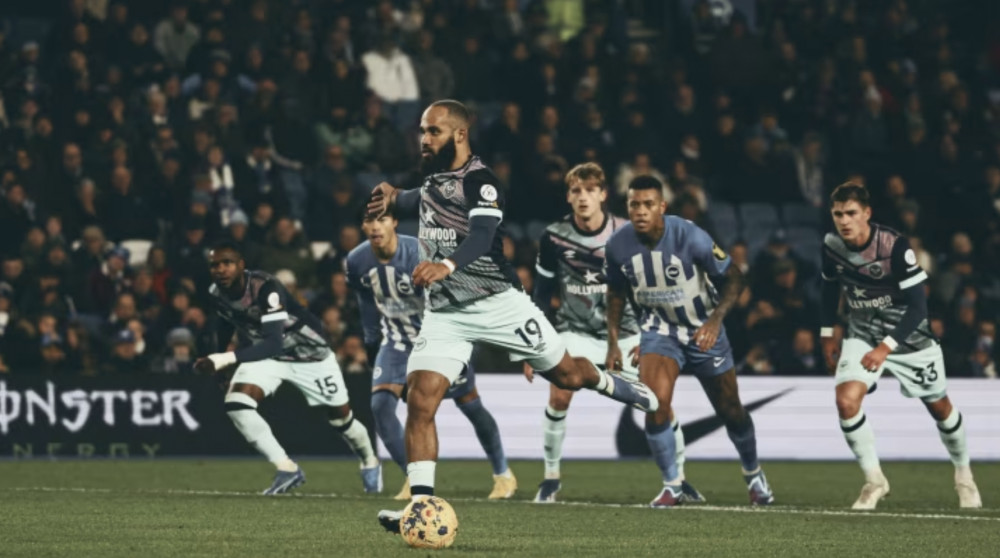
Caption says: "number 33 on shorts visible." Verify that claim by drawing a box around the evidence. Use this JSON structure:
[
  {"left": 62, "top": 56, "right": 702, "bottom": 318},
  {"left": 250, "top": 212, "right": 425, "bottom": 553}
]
[{"left": 837, "top": 338, "right": 947, "bottom": 398}]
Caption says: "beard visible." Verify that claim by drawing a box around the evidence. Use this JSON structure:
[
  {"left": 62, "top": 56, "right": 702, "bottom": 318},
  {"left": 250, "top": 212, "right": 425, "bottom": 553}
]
[{"left": 420, "top": 138, "right": 457, "bottom": 176}]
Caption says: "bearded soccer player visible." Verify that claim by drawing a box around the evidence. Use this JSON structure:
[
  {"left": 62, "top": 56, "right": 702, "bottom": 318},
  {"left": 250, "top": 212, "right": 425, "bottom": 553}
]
[
  {"left": 347, "top": 210, "right": 517, "bottom": 500},
  {"left": 369, "top": 100, "right": 657, "bottom": 533},
  {"left": 605, "top": 176, "right": 774, "bottom": 507},
  {"left": 820, "top": 182, "right": 981, "bottom": 509},
  {"left": 527, "top": 162, "right": 704, "bottom": 504},
  {"left": 197, "top": 241, "right": 380, "bottom": 495}
]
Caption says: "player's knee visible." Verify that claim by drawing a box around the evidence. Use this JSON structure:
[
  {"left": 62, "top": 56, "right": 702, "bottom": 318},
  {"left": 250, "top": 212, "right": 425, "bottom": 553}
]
[
  {"left": 549, "top": 387, "right": 573, "bottom": 410},
  {"left": 836, "top": 394, "right": 862, "bottom": 419},
  {"left": 719, "top": 403, "right": 748, "bottom": 428},
  {"left": 548, "top": 365, "right": 584, "bottom": 391},
  {"left": 326, "top": 404, "right": 352, "bottom": 422}
]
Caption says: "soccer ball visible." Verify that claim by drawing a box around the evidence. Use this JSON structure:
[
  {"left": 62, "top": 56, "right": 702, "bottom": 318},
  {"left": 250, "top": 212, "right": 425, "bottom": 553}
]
[{"left": 400, "top": 496, "right": 459, "bottom": 549}]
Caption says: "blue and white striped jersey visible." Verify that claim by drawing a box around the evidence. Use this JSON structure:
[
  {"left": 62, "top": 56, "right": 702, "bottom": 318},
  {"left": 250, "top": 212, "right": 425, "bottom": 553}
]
[
  {"left": 346, "top": 235, "right": 424, "bottom": 351},
  {"left": 605, "top": 216, "right": 731, "bottom": 343}
]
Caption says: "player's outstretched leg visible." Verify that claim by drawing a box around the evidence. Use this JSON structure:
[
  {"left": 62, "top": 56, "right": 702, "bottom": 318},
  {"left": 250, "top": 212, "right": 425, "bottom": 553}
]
[
  {"left": 535, "top": 385, "right": 572, "bottom": 503},
  {"left": 378, "top": 370, "right": 450, "bottom": 535},
  {"left": 540, "top": 353, "right": 658, "bottom": 412},
  {"left": 836, "top": 381, "right": 889, "bottom": 509},
  {"left": 225, "top": 385, "right": 305, "bottom": 495},
  {"left": 454, "top": 389, "right": 516, "bottom": 499},
  {"left": 701, "top": 370, "right": 773, "bottom": 506},
  {"left": 329, "top": 405, "right": 382, "bottom": 493},
  {"left": 925, "top": 396, "right": 981, "bottom": 508}
]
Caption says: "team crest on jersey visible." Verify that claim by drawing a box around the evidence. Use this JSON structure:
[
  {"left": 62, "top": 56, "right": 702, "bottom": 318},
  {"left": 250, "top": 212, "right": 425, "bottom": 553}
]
[
  {"left": 712, "top": 243, "right": 727, "bottom": 261},
  {"left": 666, "top": 264, "right": 682, "bottom": 280},
  {"left": 397, "top": 275, "right": 414, "bottom": 295},
  {"left": 414, "top": 337, "right": 427, "bottom": 351},
  {"left": 441, "top": 181, "right": 458, "bottom": 199},
  {"left": 867, "top": 263, "right": 884, "bottom": 278}
]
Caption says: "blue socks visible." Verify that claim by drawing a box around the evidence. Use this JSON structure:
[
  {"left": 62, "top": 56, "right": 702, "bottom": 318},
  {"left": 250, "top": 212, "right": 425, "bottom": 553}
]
[
  {"left": 370, "top": 390, "right": 407, "bottom": 472},
  {"left": 726, "top": 414, "right": 760, "bottom": 473},
  {"left": 645, "top": 418, "right": 680, "bottom": 484},
  {"left": 457, "top": 397, "right": 508, "bottom": 475}
]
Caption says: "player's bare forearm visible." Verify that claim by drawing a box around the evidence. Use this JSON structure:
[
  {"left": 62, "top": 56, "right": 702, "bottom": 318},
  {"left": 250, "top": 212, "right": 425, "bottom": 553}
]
[
  {"left": 606, "top": 286, "right": 627, "bottom": 346},
  {"left": 712, "top": 265, "right": 745, "bottom": 322}
]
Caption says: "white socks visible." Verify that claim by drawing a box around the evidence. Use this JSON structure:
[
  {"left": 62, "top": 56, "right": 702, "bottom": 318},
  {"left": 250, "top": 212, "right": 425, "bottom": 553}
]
[
  {"left": 672, "top": 417, "right": 686, "bottom": 481},
  {"left": 840, "top": 411, "right": 883, "bottom": 480},
  {"left": 542, "top": 405, "right": 568, "bottom": 479},
  {"left": 225, "top": 392, "right": 294, "bottom": 471},
  {"left": 936, "top": 408, "right": 970, "bottom": 468},
  {"left": 330, "top": 412, "right": 378, "bottom": 469},
  {"left": 408, "top": 460, "right": 436, "bottom": 500}
]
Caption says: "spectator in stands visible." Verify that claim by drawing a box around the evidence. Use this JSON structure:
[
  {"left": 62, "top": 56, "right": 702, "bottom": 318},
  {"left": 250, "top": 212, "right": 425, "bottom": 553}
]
[
  {"left": 260, "top": 217, "right": 316, "bottom": 290},
  {"left": 154, "top": 2, "right": 200, "bottom": 71}
]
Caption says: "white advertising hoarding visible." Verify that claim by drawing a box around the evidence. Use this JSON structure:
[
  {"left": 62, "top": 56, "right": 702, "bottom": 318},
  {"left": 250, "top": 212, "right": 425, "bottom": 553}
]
[{"left": 381, "top": 376, "right": 1000, "bottom": 461}]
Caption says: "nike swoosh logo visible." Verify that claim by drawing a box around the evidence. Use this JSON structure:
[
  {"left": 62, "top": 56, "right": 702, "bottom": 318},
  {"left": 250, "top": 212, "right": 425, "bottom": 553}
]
[{"left": 615, "top": 388, "right": 794, "bottom": 457}]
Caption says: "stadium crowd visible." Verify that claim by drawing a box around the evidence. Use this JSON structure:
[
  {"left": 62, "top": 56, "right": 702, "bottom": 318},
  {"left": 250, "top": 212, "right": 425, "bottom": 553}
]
[{"left": 0, "top": 0, "right": 998, "bottom": 378}]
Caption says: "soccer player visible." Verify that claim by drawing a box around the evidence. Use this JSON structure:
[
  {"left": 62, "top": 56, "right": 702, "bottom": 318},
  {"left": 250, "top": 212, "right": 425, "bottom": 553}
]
[
  {"left": 347, "top": 210, "right": 517, "bottom": 500},
  {"left": 820, "top": 182, "right": 981, "bottom": 509},
  {"left": 605, "top": 176, "right": 774, "bottom": 507},
  {"left": 196, "top": 241, "right": 380, "bottom": 495},
  {"left": 528, "top": 162, "right": 704, "bottom": 504},
  {"left": 371, "top": 100, "right": 657, "bottom": 532}
]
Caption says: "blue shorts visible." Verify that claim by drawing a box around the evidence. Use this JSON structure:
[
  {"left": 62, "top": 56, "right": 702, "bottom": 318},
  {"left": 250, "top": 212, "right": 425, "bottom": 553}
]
[
  {"left": 639, "top": 327, "right": 735, "bottom": 378},
  {"left": 373, "top": 346, "right": 476, "bottom": 400}
]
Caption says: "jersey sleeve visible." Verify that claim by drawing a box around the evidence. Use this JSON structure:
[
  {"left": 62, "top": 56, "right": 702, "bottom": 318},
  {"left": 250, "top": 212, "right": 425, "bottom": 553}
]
[
  {"left": 686, "top": 221, "right": 731, "bottom": 278},
  {"left": 890, "top": 236, "right": 927, "bottom": 290},
  {"left": 536, "top": 230, "right": 557, "bottom": 279},
  {"left": 255, "top": 280, "right": 290, "bottom": 324},
  {"left": 462, "top": 169, "right": 505, "bottom": 221},
  {"left": 604, "top": 237, "right": 628, "bottom": 291},
  {"left": 821, "top": 244, "right": 838, "bottom": 282}
]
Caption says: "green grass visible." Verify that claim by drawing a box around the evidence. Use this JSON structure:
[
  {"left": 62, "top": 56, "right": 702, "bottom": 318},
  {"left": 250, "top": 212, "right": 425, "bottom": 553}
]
[{"left": 0, "top": 460, "right": 996, "bottom": 557}]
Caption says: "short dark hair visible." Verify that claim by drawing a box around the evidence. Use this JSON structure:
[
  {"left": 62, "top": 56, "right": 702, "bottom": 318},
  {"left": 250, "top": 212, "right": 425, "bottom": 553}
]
[
  {"left": 429, "top": 99, "right": 470, "bottom": 126},
  {"left": 830, "top": 181, "right": 870, "bottom": 207},
  {"left": 210, "top": 239, "right": 243, "bottom": 258},
  {"left": 628, "top": 175, "right": 663, "bottom": 192}
]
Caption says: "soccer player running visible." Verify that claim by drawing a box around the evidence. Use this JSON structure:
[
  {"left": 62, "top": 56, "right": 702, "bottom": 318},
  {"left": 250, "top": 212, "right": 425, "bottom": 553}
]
[
  {"left": 347, "top": 210, "right": 517, "bottom": 501},
  {"left": 605, "top": 176, "right": 774, "bottom": 507},
  {"left": 369, "top": 100, "right": 657, "bottom": 532},
  {"left": 527, "top": 162, "right": 704, "bottom": 504},
  {"left": 197, "top": 241, "right": 380, "bottom": 495},
  {"left": 820, "top": 182, "right": 981, "bottom": 510}
]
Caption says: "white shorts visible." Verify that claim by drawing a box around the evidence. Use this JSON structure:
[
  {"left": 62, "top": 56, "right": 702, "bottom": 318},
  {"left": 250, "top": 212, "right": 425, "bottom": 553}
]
[
  {"left": 230, "top": 353, "right": 349, "bottom": 407},
  {"left": 561, "top": 331, "right": 642, "bottom": 381},
  {"left": 407, "top": 288, "right": 566, "bottom": 384},
  {"left": 836, "top": 338, "right": 947, "bottom": 400}
]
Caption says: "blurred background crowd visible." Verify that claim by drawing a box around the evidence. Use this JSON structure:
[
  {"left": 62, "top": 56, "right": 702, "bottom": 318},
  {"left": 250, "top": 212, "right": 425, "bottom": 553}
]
[{"left": 0, "top": 0, "right": 998, "bottom": 378}]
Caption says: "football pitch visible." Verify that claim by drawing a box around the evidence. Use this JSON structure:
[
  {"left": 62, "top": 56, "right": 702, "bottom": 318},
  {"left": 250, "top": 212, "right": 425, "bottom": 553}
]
[{"left": 0, "top": 460, "right": 996, "bottom": 557}]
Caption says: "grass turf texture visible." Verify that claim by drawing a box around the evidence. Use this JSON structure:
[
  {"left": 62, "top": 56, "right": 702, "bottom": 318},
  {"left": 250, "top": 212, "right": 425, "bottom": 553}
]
[{"left": 0, "top": 460, "right": 996, "bottom": 557}]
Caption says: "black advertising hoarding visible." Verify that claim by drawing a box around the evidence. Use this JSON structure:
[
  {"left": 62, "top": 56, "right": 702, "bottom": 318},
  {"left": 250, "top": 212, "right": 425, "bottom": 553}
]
[{"left": 0, "top": 374, "right": 374, "bottom": 458}]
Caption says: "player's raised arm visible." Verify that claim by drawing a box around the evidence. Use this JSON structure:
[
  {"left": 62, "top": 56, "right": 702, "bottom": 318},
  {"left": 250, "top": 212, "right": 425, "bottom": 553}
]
[{"left": 367, "top": 182, "right": 420, "bottom": 219}]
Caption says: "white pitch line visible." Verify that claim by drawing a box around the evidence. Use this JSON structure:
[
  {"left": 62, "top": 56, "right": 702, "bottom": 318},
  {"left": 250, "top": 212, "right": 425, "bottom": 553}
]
[{"left": 5, "top": 486, "right": 998, "bottom": 523}]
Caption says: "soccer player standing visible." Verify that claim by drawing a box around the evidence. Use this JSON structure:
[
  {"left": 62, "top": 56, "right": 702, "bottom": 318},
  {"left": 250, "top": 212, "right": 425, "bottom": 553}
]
[
  {"left": 605, "top": 176, "right": 774, "bottom": 507},
  {"left": 820, "top": 182, "right": 981, "bottom": 509},
  {"left": 528, "top": 162, "right": 703, "bottom": 504},
  {"left": 347, "top": 210, "right": 517, "bottom": 500},
  {"left": 370, "top": 100, "right": 657, "bottom": 532},
  {"left": 197, "top": 241, "right": 381, "bottom": 495}
]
